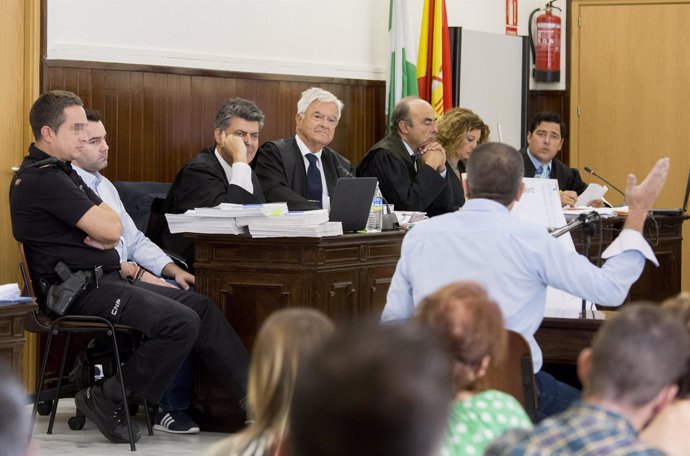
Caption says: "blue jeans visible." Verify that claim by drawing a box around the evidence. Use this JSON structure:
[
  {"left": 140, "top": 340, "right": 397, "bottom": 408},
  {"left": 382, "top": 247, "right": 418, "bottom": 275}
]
[
  {"left": 535, "top": 370, "right": 580, "bottom": 422},
  {"left": 158, "top": 356, "right": 194, "bottom": 411}
]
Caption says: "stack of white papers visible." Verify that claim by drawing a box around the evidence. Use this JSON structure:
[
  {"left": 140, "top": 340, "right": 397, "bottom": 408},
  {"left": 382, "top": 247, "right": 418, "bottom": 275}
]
[
  {"left": 195, "top": 203, "right": 288, "bottom": 218},
  {"left": 249, "top": 221, "right": 343, "bottom": 238},
  {"left": 237, "top": 209, "right": 329, "bottom": 228},
  {"left": 164, "top": 203, "right": 282, "bottom": 234},
  {"left": 166, "top": 210, "right": 247, "bottom": 234},
  {"left": 0, "top": 283, "right": 33, "bottom": 305}
]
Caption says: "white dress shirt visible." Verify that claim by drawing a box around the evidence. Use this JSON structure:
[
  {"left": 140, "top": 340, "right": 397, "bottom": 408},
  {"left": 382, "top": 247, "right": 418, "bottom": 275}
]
[
  {"left": 73, "top": 166, "right": 172, "bottom": 276},
  {"left": 213, "top": 148, "right": 254, "bottom": 194}
]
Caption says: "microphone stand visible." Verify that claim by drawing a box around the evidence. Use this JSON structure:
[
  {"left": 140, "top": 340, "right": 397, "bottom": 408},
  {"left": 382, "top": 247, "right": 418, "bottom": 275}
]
[
  {"left": 549, "top": 211, "right": 599, "bottom": 319},
  {"left": 579, "top": 220, "right": 596, "bottom": 319}
]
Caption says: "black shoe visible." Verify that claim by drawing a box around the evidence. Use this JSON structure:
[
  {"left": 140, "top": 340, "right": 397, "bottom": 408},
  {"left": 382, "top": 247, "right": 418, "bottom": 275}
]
[{"left": 75, "top": 385, "right": 141, "bottom": 444}]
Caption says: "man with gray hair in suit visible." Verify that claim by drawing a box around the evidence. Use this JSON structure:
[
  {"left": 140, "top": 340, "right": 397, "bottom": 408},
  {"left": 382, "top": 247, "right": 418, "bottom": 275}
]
[{"left": 253, "top": 87, "right": 355, "bottom": 210}]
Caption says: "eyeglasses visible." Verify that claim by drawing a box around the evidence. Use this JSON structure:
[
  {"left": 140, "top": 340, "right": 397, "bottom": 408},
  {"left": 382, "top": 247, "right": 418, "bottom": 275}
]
[{"left": 310, "top": 112, "right": 339, "bottom": 127}]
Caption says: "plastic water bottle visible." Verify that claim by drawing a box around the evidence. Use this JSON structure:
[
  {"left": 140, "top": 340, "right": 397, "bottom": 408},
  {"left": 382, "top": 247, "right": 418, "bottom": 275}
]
[{"left": 367, "top": 185, "right": 383, "bottom": 233}]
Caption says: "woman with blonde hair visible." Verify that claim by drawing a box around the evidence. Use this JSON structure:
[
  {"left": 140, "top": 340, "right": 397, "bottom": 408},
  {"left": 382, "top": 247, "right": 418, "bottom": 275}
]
[
  {"left": 436, "top": 107, "right": 490, "bottom": 178},
  {"left": 416, "top": 281, "right": 532, "bottom": 456},
  {"left": 207, "top": 308, "right": 335, "bottom": 456}
]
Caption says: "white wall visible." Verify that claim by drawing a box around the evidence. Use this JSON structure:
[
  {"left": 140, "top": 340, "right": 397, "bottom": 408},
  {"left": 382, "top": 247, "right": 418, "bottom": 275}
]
[{"left": 48, "top": 0, "right": 565, "bottom": 88}]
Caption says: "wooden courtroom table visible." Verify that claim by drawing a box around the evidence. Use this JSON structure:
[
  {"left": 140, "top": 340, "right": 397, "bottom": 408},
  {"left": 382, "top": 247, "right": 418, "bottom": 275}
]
[
  {"left": 1, "top": 300, "right": 37, "bottom": 381},
  {"left": 187, "top": 214, "right": 685, "bottom": 430}
]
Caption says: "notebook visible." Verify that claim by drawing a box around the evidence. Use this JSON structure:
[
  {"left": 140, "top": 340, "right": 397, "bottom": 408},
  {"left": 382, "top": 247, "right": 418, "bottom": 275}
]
[
  {"left": 651, "top": 169, "right": 690, "bottom": 216},
  {"left": 328, "top": 177, "right": 378, "bottom": 232}
]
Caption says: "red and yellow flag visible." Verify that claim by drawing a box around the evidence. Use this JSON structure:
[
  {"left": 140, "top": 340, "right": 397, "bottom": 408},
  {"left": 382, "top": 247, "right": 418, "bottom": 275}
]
[{"left": 417, "top": 0, "right": 452, "bottom": 117}]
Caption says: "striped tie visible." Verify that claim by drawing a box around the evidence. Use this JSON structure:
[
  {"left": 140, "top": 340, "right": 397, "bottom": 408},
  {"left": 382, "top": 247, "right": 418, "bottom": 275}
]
[{"left": 535, "top": 165, "right": 549, "bottom": 179}]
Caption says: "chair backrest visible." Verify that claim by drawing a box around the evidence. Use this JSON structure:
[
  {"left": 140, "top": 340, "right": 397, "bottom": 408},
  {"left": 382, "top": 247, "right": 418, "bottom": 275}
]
[
  {"left": 18, "top": 243, "right": 53, "bottom": 333},
  {"left": 476, "top": 329, "right": 537, "bottom": 421},
  {"left": 112, "top": 181, "right": 171, "bottom": 233},
  {"left": 18, "top": 243, "right": 36, "bottom": 298},
  {"left": 145, "top": 197, "right": 167, "bottom": 239}
]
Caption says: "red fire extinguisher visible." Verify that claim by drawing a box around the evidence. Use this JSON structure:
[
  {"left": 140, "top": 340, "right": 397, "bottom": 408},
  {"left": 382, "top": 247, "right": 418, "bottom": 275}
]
[{"left": 529, "top": 0, "right": 562, "bottom": 82}]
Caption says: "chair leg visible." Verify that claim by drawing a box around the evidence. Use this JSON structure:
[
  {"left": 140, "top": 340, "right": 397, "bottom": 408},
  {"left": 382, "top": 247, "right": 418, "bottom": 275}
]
[
  {"left": 107, "top": 327, "right": 137, "bottom": 451},
  {"left": 48, "top": 331, "right": 72, "bottom": 434},
  {"left": 143, "top": 399, "right": 153, "bottom": 436},
  {"left": 31, "top": 327, "right": 57, "bottom": 435},
  {"left": 127, "top": 327, "right": 152, "bottom": 436}
]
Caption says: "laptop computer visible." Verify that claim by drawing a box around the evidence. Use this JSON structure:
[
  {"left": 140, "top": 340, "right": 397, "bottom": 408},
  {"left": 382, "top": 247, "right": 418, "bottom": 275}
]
[
  {"left": 651, "top": 169, "right": 690, "bottom": 216},
  {"left": 329, "top": 177, "right": 378, "bottom": 232}
]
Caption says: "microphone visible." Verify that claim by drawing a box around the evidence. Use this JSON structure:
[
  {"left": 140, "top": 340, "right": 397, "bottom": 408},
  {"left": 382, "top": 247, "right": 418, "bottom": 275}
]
[
  {"left": 583, "top": 166, "right": 626, "bottom": 199},
  {"left": 548, "top": 211, "right": 599, "bottom": 238}
]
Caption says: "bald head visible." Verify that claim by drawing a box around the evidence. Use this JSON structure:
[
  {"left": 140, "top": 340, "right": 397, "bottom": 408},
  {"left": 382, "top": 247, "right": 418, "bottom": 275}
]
[{"left": 391, "top": 97, "right": 438, "bottom": 151}]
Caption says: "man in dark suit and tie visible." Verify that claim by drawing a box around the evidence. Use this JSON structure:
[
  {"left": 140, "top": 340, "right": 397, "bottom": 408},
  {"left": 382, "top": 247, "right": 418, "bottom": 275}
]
[
  {"left": 253, "top": 87, "right": 355, "bottom": 211},
  {"left": 520, "top": 111, "right": 602, "bottom": 207}
]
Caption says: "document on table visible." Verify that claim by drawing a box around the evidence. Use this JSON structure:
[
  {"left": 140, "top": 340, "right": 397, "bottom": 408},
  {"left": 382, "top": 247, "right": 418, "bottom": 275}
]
[
  {"left": 575, "top": 183, "right": 608, "bottom": 207},
  {"left": 512, "top": 178, "right": 595, "bottom": 319}
]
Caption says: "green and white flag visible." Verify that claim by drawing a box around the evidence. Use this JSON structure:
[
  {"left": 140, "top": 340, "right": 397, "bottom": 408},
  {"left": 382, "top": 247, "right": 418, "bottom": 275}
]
[{"left": 387, "top": 0, "right": 419, "bottom": 124}]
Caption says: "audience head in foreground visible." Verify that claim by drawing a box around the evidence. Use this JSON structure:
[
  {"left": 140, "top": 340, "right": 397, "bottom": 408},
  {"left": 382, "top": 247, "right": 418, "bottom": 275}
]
[
  {"left": 417, "top": 281, "right": 507, "bottom": 393},
  {"left": 0, "top": 364, "right": 32, "bottom": 456},
  {"left": 289, "top": 322, "right": 453, "bottom": 456},
  {"left": 486, "top": 303, "right": 690, "bottom": 456},
  {"left": 641, "top": 292, "right": 690, "bottom": 456},
  {"left": 207, "top": 308, "right": 335, "bottom": 456},
  {"left": 416, "top": 281, "right": 532, "bottom": 456},
  {"left": 437, "top": 107, "right": 490, "bottom": 176}
]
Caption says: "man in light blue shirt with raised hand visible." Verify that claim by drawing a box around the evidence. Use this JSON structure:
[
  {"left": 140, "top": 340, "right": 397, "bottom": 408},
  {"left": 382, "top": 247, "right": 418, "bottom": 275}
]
[{"left": 383, "top": 142, "right": 670, "bottom": 421}]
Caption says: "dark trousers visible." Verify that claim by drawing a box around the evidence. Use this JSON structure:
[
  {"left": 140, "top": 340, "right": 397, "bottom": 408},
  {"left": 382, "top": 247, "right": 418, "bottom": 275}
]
[
  {"left": 535, "top": 370, "right": 581, "bottom": 421},
  {"left": 70, "top": 272, "right": 249, "bottom": 404}
]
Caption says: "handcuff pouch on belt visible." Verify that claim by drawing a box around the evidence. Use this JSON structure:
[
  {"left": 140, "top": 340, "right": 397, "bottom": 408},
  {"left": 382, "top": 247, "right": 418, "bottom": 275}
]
[{"left": 45, "top": 262, "right": 102, "bottom": 316}]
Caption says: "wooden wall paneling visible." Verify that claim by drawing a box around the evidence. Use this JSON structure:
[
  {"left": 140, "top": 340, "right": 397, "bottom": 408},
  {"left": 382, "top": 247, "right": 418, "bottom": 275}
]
[
  {"left": 43, "top": 61, "right": 387, "bottom": 183},
  {"left": 142, "top": 72, "right": 160, "bottom": 181},
  {"left": 528, "top": 90, "right": 570, "bottom": 164},
  {"left": 1, "top": 0, "right": 30, "bottom": 286},
  {"left": 128, "top": 72, "right": 143, "bottom": 181}
]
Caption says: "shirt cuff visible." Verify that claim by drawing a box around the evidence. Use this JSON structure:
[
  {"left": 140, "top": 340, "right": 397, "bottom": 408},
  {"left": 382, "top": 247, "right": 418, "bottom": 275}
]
[
  {"left": 229, "top": 162, "right": 254, "bottom": 194},
  {"left": 602, "top": 228, "right": 658, "bottom": 266}
]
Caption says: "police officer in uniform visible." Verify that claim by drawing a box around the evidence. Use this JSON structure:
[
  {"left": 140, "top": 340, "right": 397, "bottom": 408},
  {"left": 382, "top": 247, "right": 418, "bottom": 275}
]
[{"left": 10, "top": 91, "right": 249, "bottom": 444}]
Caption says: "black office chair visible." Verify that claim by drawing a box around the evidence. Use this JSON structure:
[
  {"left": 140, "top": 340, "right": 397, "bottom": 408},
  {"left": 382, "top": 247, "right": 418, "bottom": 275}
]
[
  {"left": 113, "top": 182, "right": 189, "bottom": 271},
  {"left": 20, "top": 244, "right": 153, "bottom": 450}
]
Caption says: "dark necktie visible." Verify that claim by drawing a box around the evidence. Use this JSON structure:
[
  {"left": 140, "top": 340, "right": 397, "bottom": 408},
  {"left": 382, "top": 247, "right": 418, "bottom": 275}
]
[{"left": 306, "top": 153, "right": 323, "bottom": 208}]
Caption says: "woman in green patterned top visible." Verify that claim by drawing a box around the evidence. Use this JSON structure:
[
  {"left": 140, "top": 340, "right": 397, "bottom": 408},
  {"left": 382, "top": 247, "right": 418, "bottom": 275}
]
[{"left": 416, "top": 281, "right": 533, "bottom": 456}]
